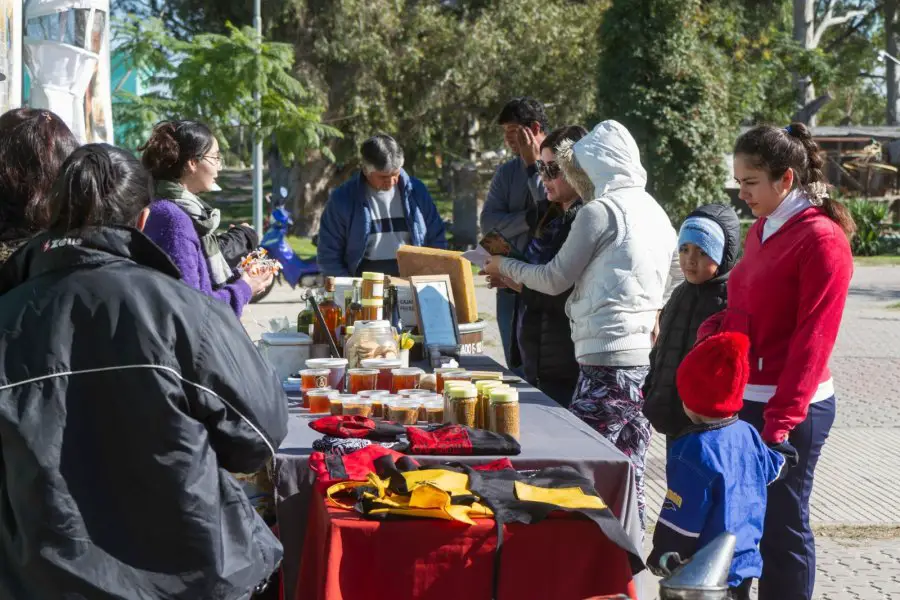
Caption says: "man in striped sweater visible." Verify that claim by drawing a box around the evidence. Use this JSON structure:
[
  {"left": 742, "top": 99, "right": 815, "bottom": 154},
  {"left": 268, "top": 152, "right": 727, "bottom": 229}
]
[{"left": 317, "top": 134, "right": 447, "bottom": 277}]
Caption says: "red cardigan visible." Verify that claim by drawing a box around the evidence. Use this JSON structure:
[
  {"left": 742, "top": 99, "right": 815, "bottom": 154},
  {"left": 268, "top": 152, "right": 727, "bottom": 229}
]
[{"left": 699, "top": 207, "right": 853, "bottom": 443}]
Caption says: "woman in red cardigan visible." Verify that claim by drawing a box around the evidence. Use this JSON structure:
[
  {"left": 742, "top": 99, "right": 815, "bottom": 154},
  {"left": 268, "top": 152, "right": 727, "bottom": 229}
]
[{"left": 701, "top": 123, "right": 854, "bottom": 600}]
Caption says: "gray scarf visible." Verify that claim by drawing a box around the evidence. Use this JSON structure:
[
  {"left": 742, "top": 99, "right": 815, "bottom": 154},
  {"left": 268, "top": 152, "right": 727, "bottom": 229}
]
[{"left": 156, "top": 180, "right": 232, "bottom": 286}]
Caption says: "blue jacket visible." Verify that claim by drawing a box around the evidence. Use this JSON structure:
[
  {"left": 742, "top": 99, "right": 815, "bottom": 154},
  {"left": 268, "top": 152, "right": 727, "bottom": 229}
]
[
  {"left": 317, "top": 170, "right": 447, "bottom": 276},
  {"left": 649, "top": 418, "right": 785, "bottom": 587}
]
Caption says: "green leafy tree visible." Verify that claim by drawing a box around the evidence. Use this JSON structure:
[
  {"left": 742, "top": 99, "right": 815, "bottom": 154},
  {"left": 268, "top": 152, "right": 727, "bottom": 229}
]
[{"left": 596, "top": 0, "right": 734, "bottom": 220}]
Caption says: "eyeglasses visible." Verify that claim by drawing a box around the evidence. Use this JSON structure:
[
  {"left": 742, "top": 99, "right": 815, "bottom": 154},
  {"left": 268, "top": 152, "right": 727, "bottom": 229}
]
[
  {"left": 200, "top": 154, "right": 222, "bottom": 167},
  {"left": 536, "top": 159, "right": 561, "bottom": 181}
]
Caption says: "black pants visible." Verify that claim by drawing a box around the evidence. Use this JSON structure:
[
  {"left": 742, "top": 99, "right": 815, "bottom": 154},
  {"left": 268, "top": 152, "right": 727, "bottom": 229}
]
[{"left": 740, "top": 396, "right": 836, "bottom": 600}]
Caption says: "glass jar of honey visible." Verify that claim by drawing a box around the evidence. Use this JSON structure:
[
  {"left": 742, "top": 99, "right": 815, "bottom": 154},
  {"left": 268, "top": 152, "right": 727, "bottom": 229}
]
[
  {"left": 347, "top": 368, "right": 379, "bottom": 394},
  {"left": 307, "top": 388, "right": 337, "bottom": 414},
  {"left": 390, "top": 367, "right": 424, "bottom": 394},
  {"left": 448, "top": 386, "right": 478, "bottom": 427},
  {"left": 360, "top": 298, "right": 383, "bottom": 321},
  {"left": 489, "top": 388, "right": 520, "bottom": 440},
  {"left": 359, "top": 389, "right": 388, "bottom": 418},
  {"left": 361, "top": 271, "right": 385, "bottom": 300}
]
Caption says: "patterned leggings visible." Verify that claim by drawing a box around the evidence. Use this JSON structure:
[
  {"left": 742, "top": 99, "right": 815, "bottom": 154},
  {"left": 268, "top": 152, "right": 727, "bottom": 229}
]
[{"left": 569, "top": 364, "right": 652, "bottom": 527}]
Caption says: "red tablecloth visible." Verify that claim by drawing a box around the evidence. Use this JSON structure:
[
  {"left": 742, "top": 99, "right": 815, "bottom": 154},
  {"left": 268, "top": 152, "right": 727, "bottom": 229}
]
[{"left": 295, "top": 489, "right": 638, "bottom": 600}]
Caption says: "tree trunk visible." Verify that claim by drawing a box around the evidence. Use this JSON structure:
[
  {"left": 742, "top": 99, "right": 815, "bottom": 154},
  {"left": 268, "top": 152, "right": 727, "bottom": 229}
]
[
  {"left": 793, "top": 0, "right": 817, "bottom": 125},
  {"left": 888, "top": 0, "right": 899, "bottom": 125}
]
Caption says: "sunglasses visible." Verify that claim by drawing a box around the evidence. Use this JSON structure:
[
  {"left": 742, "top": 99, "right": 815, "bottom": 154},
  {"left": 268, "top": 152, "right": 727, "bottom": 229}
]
[{"left": 536, "top": 159, "right": 561, "bottom": 181}]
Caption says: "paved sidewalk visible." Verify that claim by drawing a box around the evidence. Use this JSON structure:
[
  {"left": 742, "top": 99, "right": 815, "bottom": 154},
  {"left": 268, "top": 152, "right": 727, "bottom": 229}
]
[{"left": 242, "top": 264, "right": 900, "bottom": 600}]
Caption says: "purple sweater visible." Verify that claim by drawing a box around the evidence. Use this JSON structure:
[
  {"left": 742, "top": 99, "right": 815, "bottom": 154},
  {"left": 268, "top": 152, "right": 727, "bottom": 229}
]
[{"left": 143, "top": 200, "right": 253, "bottom": 316}]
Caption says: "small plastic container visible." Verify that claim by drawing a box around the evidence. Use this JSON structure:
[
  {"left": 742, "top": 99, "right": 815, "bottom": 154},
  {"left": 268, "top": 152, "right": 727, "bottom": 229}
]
[
  {"left": 398, "top": 389, "right": 430, "bottom": 398},
  {"left": 361, "top": 357, "right": 403, "bottom": 391},
  {"left": 489, "top": 388, "right": 520, "bottom": 440},
  {"left": 379, "top": 394, "right": 403, "bottom": 421},
  {"left": 347, "top": 368, "right": 379, "bottom": 394},
  {"left": 306, "top": 357, "right": 349, "bottom": 392},
  {"left": 387, "top": 398, "right": 420, "bottom": 426},
  {"left": 423, "top": 397, "right": 445, "bottom": 424},
  {"left": 417, "top": 393, "right": 443, "bottom": 422},
  {"left": 361, "top": 271, "right": 385, "bottom": 300},
  {"left": 329, "top": 394, "right": 344, "bottom": 416},
  {"left": 475, "top": 380, "right": 505, "bottom": 429},
  {"left": 390, "top": 367, "right": 424, "bottom": 394},
  {"left": 340, "top": 394, "right": 373, "bottom": 417},
  {"left": 448, "top": 386, "right": 478, "bottom": 427},
  {"left": 307, "top": 388, "right": 337, "bottom": 414},
  {"left": 434, "top": 367, "right": 465, "bottom": 394},
  {"left": 359, "top": 389, "right": 389, "bottom": 418},
  {"left": 299, "top": 369, "right": 331, "bottom": 408}
]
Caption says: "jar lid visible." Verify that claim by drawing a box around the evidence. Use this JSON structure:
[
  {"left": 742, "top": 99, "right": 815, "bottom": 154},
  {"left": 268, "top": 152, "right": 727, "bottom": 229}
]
[
  {"left": 361, "top": 358, "right": 403, "bottom": 368},
  {"left": 335, "top": 394, "right": 359, "bottom": 402},
  {"left": 362, "top": 272, "right": 385, "bottom": 281},
  {"left": 392, "top": 367, "right": 424, "bottom": 376},
  {"left": 485, "top": 384, "right": 512, "bottom": 398},
  {"left": 354, "top": 320, "right": 392, "bottom": 330},
  {"left": 345, "top": 326, "right": 355, "bottom": 335},
  {"left": 443, "top": 381, "right": 476, "bottom": 390},
  {"left": 490, "top": 388, "right": 519, "bottom": 403},
  {"left": 448, "top": 387, "right": 477, "bottom": 398},
  {"left": 399, "top": 389, "right": 430, "bottom": 397},
  {"left": 360, "top": 298, "right": 382, "bottom": 307},
  {"left": 260, "top": 331, "right": 312, "bottom": 346},
  {"left": 381, "top": 394, "right": 403, "bottom": 407},
  {"left": 306, "top": 358, "right": 348, "bottom": 369},
  {"left": 307, "top": 387, "right": 337, "bottom": 397},
  {"left": 359, "top": 390, "right": 388, "bottom": 399},
  {"left": 300, "top": 368, "right": 331, "bottom": 376},
  {"left": 423, "top": 398, "right": 444, "bottom": 408},
  {"left": 442, "top": 370, "right": 472, "bottom": 379},
  {"left": 434, "top": 366, "right": 463, "bottom": 374},
  {"left": 476, "top": 380, "right": 504, "bottom": 392},
  {"left": 348, "top": 368, "right": 379, "bottom": 375}
]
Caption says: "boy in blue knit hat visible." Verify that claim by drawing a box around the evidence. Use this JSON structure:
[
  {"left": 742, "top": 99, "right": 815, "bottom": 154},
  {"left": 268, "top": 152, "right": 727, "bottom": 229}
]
[{"left": 642, "top": 203, "right": 742, "bottom": 440}]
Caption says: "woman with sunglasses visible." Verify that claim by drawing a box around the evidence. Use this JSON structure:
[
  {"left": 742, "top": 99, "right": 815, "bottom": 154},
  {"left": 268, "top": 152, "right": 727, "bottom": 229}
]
[
  {"left": 140, "top": 120, "right": 271, "bottom": 316},
  {"left": 483, "top": 120, "right": 680, "bottom": 526},
  {"left": 493, "top": 125, "right": 587, "bottom": 407}
]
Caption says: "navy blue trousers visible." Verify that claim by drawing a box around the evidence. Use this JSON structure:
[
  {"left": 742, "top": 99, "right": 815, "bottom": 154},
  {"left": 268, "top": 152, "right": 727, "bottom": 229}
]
[
  {"left": 496, "top": 288, "right": 518, "bottom": 370},
  {"left": 740, "top": 396, "right": 836, "bottom": 600}
]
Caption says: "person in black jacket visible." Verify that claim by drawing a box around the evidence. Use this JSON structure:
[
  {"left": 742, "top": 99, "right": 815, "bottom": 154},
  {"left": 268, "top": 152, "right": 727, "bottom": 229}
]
[
  {"left": 503, "top": 126, "right": 587, "bottom": 406},
  {"left": 0, "top": 144, "right": 288, "bottom": 600},
  {"left": 642, "top": 203, "right": 742, "bottom": 439}
]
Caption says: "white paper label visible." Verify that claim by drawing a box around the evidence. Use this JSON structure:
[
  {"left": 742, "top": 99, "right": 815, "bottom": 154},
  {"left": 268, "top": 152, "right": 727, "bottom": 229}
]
[{"left": 371, "top": 282, "right": 384, "bottom": 298}]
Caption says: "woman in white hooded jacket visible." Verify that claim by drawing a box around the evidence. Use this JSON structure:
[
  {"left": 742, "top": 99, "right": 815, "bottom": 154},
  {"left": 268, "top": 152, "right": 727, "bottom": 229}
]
[{"left": 484, "top": 120, "right": 680, "bottom": 524}]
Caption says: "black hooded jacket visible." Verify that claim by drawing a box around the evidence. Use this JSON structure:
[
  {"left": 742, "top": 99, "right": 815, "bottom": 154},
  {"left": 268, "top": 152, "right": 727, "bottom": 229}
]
[
  {"left": 642, "top": 203, "right": 742, "bottom": 437},
  {"left": 0, "top": 227, "right": 288, "bottom": 599}
]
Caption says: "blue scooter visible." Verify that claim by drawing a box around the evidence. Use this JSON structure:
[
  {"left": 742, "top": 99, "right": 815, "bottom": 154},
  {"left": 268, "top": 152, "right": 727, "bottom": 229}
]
[{"left": 251, "top": 187, "right": 322, "bottom": 303}]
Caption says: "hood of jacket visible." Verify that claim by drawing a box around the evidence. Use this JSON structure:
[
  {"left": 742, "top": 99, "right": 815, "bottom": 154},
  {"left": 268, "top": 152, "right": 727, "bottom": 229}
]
[
  {"left": 557, "top": 120, "right": 648, "bottom": 201},
  {"left": 684, "top": 203, "right": 742, "bottom": 280}
]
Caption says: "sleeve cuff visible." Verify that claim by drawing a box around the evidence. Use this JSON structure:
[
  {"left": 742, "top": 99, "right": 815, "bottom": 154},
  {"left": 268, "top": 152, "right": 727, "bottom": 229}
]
[{"left": 762, "top": 423, "right": 789, "bottom": 445}]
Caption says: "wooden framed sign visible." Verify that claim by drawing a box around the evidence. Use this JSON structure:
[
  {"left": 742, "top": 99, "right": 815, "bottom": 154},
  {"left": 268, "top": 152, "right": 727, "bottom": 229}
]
[{"left": 409, "top": 275, "right": 460, "bottom": 349}]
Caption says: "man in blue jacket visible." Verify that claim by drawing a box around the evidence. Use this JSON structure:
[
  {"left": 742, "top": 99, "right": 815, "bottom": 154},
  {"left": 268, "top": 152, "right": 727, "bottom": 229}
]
[{"left": 317, "top": 134, "right": 447, "bottom": 276}]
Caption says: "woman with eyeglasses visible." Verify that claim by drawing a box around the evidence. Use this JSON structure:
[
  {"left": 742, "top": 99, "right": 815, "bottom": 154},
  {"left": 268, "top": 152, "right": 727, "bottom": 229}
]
[
  {"left": 491, "top": 125, "right": 586, "bottom": 407},
  {"left": 483, "top": 121, "right": 681, "bottom": 526},
  {"left": 140, "top": 120, "right": 271, "bottom": 316}
]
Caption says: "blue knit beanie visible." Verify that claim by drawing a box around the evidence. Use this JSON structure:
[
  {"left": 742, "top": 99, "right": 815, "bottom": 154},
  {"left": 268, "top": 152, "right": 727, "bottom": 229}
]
[{"left": 679, "top": 216, "right": 726, "bottom": 265}]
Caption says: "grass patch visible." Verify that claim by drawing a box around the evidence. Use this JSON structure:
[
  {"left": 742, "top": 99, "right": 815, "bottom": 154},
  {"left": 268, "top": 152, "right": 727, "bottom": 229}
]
[
  {"left": 888, "top": 302, "right": 900, "bottom": 311},
  {"left": 854, "top": 255, "right": 900, "bottom": 266},
  {"left": 287, "top": 235, "right": 317, "bottom": 260}
]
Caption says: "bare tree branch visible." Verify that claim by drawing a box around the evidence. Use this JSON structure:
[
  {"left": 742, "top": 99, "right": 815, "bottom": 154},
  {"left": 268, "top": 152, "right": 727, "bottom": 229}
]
[
  {"left": 824, "top": 1, "right": 883, "bottom": 52},
  {"left": 813, "top": 2, "right": 869, "bottom": 47}
]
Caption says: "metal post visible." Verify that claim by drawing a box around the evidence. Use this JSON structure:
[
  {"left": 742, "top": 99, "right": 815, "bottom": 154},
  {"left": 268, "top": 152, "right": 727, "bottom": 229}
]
[{"left": 252, "top": 0, "right": 264, "bottom": 236}]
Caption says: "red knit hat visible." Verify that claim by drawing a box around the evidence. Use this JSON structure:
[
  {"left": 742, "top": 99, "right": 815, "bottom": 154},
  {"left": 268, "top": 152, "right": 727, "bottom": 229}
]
[{"left": 676, "top": 331, "right": 750, "bottom": 419}]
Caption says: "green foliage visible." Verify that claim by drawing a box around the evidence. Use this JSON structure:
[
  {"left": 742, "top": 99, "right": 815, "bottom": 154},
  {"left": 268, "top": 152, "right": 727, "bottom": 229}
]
[
  {"left": 111, "top": 15, "right": 340, "bottom": 159},
  {"left": 848, "top": 198, "right": 889, "bottom": 256},
  {"left": 596, "top": 0, "right": 734, "bottom": 219}
]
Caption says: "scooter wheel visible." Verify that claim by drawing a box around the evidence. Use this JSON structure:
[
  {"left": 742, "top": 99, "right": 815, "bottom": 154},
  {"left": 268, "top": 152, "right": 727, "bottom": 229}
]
[{"left": 250, "top": 277, "right": 277, "bottom": 304}]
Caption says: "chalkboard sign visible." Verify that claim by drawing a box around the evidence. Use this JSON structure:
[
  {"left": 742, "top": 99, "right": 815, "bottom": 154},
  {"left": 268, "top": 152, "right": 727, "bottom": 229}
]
[{"left": 410, "top": 275, "right": 460, "bottom": 349}]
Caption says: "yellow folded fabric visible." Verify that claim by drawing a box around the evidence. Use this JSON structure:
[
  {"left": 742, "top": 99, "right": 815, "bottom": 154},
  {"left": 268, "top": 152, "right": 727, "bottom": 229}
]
[{"left": 514, "top": 481, "right": 607, "bottom": 510}]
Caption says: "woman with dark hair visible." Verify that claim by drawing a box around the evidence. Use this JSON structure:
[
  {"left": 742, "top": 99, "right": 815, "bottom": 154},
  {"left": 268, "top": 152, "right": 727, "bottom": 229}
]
[
  {"left": 0, "top": 108, "right": 78, "bottom": 264},
  {"left": 0, "top": 144, "right": 287, "bottom": 600},
  {"left": 496, "top": 125, "right": 587, "bottom": 406},
  {"left": 700, "top": 123, "right": 854, "bottom": 600},
  {"left": 139, "top": 120, "right": 270, "bottom": 316}
]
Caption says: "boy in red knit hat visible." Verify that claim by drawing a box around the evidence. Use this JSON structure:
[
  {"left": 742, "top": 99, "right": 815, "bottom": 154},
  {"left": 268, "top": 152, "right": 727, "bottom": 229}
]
[{"left": 648, "top": 331, "right": 785, "bottom": 600}]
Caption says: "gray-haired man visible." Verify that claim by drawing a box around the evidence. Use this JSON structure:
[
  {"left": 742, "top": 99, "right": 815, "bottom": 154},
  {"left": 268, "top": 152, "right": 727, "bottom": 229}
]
[{"left": 317, "top": 134, "right": 447, "bottom": 276}]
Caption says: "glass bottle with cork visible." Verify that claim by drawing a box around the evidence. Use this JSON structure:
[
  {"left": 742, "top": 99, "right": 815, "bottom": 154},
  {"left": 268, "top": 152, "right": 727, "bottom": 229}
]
[{"left": 313, "top": 277, "right": 343, "bottom": 346}]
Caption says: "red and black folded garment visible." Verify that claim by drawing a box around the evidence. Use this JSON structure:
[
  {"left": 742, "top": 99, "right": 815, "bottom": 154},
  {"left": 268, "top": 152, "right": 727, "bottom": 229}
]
[
  {"left": 310, "top": 445, "right": 419, "bottom": 485},
  {"left": 309, "top": 415, "right": 407, "bottom": 441},
  {"left": 406, "top": 424, "right": 521, "bottom": 456}
]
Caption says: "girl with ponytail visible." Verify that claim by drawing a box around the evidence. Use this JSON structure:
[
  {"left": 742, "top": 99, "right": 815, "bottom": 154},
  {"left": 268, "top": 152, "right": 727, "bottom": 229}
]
[{"left": 700, "top": 123, "right": 854, "bottom": 600}]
